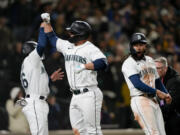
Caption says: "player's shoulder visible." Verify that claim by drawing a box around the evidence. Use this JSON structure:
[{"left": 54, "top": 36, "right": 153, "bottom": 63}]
[
  {"left": 122, "top": 56, "right": 136, "bottom": 69},
  {"left": 145, "top": 55, "right": 154, "bottom": 61},
  {"left": 57, "top": 38, "right": 73, "bottom": 47},
  {"left": 86, "top": 41, "right": 100, "bottom": 50},
  {"left": 123, "top": 56, "right": 135, "bottom": 65},
  {"left": 145, "top": 55, "right": 153, "bottom": 59}
]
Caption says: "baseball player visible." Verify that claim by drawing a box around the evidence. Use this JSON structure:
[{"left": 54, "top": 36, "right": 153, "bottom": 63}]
[
  {"left": 19, "top": 23, "right": 64, "bottom": 135},
  {"left": 121, "top": 33, "right": 172, "bottom": 135},
  {"left": 41, "top": 13, "right": 108, "bottom": 135}
]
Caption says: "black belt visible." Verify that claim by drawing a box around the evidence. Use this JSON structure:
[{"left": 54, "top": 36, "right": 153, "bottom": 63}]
[
  {"left": 132, "top": 93, "right": 156, "bottom": 98},
  {"left": 72, "top": 88, "right": 89, "bottom": 95},
  {"left": 26, "top": 94, "right": 46, "bottom": 100},
  {"left": 140, "top": 94, "right": 156, "bottom": 98}
]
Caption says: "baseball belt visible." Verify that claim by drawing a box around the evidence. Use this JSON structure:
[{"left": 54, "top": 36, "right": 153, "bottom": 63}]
[
  {"left": 25, "top": 94, "right": 46, "bottom": 100},
  {"left": 71, "top": 88, "right": 89, "bottom": 95}
]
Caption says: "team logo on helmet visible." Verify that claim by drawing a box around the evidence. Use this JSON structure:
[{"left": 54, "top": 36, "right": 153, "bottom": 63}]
[{"left": 137, "top": 35, "right": 141, "bottom": 40}]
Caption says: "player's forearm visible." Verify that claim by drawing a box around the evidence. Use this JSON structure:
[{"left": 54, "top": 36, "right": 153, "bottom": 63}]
[
  {"left": 129, "top": 74, "right": 156, "bottom": 94},
  {"left": 155, "top": 78, "right": 168, "bottom": 93},
  {"left": 84, "top": 59, "right": 108, "bottom": 71},
  {"left": 42, "top": 23, "right": 58, "bottom": 49},
  {"left": 44, "top": 23, "right": 53, "bottom": 33},
  {"left": 84, "top": 62, "right": 94, "bottom": 70},
  {"left": 46, "top": 31, "right": 58, "bottom": 49},
  {"left": 36, "top": 27, "right": 47, "bottom": 56}
]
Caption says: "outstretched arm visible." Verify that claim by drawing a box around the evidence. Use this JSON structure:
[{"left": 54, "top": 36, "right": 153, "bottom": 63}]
[
  {"left": 36, "top": 23, "right": 48, "bottom": 57},
  {"left": 129, "top": 74, "right": 169, "bottom": 100},
  {"left": 41, "top": 13, "right": 58, "bottom": 49}
]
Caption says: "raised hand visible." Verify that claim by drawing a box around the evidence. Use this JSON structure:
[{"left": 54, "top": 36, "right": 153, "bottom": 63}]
[
  {"left": 41, "top": 13, "right": 50, "bottom": 24},
  {"left": 50, "top": 68, "right": 64, "bottom": 82}
]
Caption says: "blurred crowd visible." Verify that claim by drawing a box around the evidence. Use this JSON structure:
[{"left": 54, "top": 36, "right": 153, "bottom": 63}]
[{"left": 0, "top": 0, "right": 179, "bottom": 133}]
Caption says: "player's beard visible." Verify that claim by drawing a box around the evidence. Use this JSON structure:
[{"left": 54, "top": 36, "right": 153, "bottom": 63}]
[{"left": 132, "top": 50, "right": 145, "bottom": 60}]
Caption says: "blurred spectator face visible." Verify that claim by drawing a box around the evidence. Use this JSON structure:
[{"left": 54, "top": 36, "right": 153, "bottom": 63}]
[
  {"left": 0, "top": 17, "right": 7, "bottom": 27},
  {"left": 15, "top": 42, "right": 22, "bottom": 54},
  {"left": 155, "top": 61, "right": 167, "bottom": 78},
  {"left": 56, "top": 14, "right": 65, "bottom": 26},
  {"left": 115, "top": 44, "right": 125, "bottom": 56}
]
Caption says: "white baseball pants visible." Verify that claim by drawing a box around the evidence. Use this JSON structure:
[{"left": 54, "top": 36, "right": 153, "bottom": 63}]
[
  {"left": 22, "top": 96, "right": 49, "bottom": 135},
  {"left": 131, "top": 96, "right": 166, "bottom": 135},
  {"left": 70, "top": 87, "right": 103, "bottom": 135}
]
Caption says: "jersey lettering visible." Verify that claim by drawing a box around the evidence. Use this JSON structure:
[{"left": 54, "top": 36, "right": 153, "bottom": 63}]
[
  {"left": 21, "top": 72, "right": 28, "bottom": 89},
  {"left": 41, "top": 67, "right": 45, "bottom": 74},
  {"left": 140, "top": 67, "right": 156, "bottom": 77},
  {"left": 64, "top": 54, "right": 86, "bottom": 64}
]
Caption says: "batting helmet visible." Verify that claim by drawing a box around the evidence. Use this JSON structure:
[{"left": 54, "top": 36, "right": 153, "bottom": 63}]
[
  {"left": 22, "top": 41, "right": 37, "bottom": 56},
  {"left": 129, "top": 33, "right": 148, "bottom": 55},
  {"left": 66, "top": 20, "right": 92, "bottom": 43}
]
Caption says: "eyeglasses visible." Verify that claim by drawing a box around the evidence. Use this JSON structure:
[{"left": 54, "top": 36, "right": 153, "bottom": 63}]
[{"left": 156, "top": 66, "right": 164, "bottom": 70}]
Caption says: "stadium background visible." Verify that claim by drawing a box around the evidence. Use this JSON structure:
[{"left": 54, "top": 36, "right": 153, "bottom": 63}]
[{"left": 0, "top": 0, "right": 179, "bottom": 134}]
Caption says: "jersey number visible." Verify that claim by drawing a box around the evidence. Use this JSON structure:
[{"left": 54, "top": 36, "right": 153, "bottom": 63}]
[{"left": 21, "top": 72, "right": 28, "bottom": 89}]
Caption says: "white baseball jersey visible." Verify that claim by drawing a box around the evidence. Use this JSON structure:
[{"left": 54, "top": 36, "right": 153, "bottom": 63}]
[
  {"left": 21, "top": 49, "right": 49, "bottom": 135},
  {"left": 20, "top": 49, "right": 50, "bottom": 97},
  {"left": 55, "top": 38, "right": 104, "bottom": 135},
  {"left": 56, "top": 39, "right": 106, "bottom": 89},
  {"left": 122, "top": 55, "right": 159, "bottom": 96},
  {"left": 122, "top": 55, "right": 166, "bottom": 135}
]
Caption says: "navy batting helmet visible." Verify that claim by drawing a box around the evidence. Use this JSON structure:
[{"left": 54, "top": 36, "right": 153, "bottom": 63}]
[
  {"left": 66, "top": 20, "right": 92, "bottom": 43},
  {"left": 129, "top": 33, "right": 148, "bottom": 55},
  {"left": 22, "top": 41, "right": 37, "bottom": 56}
]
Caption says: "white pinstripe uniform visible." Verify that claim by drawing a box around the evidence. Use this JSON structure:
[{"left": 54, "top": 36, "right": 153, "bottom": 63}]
[
  {"left": 20, "top": 50, "right": 49, "bottom": 135},
  {"left": 122, "top": 55, "right": 166, "bottom": 135},
  {"left": 56, "top": 38, "right": 105, "bottom": 135}
]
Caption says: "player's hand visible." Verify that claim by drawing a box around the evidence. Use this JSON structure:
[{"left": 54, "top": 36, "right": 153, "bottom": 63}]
[
  {"left": 75, "top": 64, "right": 86, "bottom": 73},
  {"left": 41, "top": 13, "right": 50, "bottom": 24},
  {"left": 156, "top": 89, "right": 168, "bottom": 99},
  {"left": 15, "top": 98, "right": 27, "bottom": 107},
  {"left": 165, "top": 94, "right": 172, "bottom": 104},
  {"left": 50, "top": 68, "right": 64, "bottom": 82},
  {"left": 40, "top": 22, "right": 46, "bottom": 28}
]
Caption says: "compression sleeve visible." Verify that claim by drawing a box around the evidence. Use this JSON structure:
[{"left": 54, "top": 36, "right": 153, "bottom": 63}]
[
  {"left": 36, "top": 28, "right": 47, "bottom": 57},
  {"left": 155, "top": 78, "right": 168, "bottom": 93},
  {"left": 92, "top": 58, "right": 108, "bottom": 71},
  {"left": 46, "top": 31, "right": 58, "bottom": 49},
  {"left": 129, "top": 74, "right": 156, "bottom": 94}
]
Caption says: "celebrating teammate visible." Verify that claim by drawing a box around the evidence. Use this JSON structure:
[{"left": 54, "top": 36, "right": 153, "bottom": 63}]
[
  {"left": 41, "top": 13, "right": 108, "bottom": 135},
  {"left": 19, "top": 24, "right": 64, "bottom": 135},
  {"left": 122, "top": 33, "right": 172, "bottom": 135}
]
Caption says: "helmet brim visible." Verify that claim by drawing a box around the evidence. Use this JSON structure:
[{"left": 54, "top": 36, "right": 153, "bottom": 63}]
[{"left": 131, "top": 40, "right": 147, "bottom": 45}]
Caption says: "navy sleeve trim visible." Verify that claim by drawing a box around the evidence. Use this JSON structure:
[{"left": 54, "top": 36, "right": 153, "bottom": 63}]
[
  {"left": 129, "top": 74, "right": 156, "bottom": 94},
  {"left": 36, "top": 28, "right": 47, "bottom": 57},
  {"left": 155, "top": 78, "right": 168, "bottom": 93},
  {"left": 46, "top": 31, "right": 58, "bottom": 49},
  {"left": 92, "top": 58, "right": 108, "bottom": 71}
]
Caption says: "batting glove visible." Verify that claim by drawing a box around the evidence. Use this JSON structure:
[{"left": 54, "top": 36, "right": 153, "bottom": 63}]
[
  {"left": 41, "top": 13, "right": 50, "bottom": 23},
  {"left": 75, "top": 64, "right": 86, "bottom": 73},
  {"left": 15, "top": 98, "right": 27, "bottom": 107}
]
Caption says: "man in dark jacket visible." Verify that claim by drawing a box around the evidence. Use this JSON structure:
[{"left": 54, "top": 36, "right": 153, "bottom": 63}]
[{"left": 155, "top": 57, "right": 180, "bottom": 135}]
